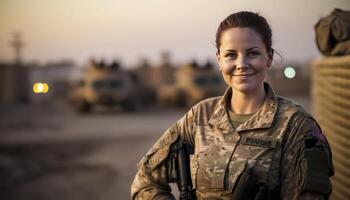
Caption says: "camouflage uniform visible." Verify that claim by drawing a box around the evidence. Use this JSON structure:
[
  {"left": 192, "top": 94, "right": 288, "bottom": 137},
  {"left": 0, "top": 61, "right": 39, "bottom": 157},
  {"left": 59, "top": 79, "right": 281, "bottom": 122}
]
[{"left": 131, "top": 83, "right": 333, "bottom": 200}]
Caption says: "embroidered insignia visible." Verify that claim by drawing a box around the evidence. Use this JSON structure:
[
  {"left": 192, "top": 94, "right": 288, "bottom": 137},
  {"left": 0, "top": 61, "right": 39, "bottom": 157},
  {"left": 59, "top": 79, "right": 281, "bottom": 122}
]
[
  {"left": 309, "top": 128, "right": 326, "bottom": 142},
  {"left": 241, "top": 136, "right": 277, "bottom": 148}
]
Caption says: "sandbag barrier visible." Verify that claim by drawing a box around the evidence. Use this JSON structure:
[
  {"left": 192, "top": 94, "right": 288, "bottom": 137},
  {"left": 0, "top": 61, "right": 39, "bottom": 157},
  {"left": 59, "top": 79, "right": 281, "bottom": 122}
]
[{"left": 312, "top": 55, "right": 350, "bottom": 200}]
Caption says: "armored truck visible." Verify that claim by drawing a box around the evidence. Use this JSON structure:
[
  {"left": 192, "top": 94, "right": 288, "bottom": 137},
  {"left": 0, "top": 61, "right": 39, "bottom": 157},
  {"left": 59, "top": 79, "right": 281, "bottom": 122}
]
[
  {"left": 69, "top": 60, "right": 140, "bottom": 112},
  {"left": 157, "top": 61, "right": 226, "bottom": 108}
]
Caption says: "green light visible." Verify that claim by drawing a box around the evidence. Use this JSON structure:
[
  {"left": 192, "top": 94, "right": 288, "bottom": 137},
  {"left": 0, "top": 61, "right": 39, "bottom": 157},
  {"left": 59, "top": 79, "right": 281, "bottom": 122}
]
[{"left": 284, "top": 67, "right": 296, "bottom": 79}]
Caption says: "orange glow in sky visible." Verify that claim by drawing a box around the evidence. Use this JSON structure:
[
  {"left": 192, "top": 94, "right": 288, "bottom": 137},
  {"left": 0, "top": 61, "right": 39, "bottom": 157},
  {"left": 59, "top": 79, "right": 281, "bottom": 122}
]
[{"left": 1, "top": 0, "right": 349, "bottom": 66}]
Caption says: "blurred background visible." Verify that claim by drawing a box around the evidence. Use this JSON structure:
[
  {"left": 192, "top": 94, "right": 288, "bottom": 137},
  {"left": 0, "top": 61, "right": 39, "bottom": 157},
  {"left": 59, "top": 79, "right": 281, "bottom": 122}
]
[{"left": 1, "top": 0, "right": 349, "bottom": 199}]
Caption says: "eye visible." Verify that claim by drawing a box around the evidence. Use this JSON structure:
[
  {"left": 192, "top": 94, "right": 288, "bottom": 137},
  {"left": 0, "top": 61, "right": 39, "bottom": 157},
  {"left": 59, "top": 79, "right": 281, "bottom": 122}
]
[
  {"left": 247, "top": 51, "right": 260, "bottom": 58},
  {"left": 224, "top": 52, "right": 237, "bottom": 59}
]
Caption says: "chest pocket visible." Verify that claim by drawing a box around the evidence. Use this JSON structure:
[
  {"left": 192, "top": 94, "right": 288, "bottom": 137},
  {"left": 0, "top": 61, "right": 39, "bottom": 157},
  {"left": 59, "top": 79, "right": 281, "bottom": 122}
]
[
  {"left": 226, "top": 158, "right": 247, "bottom": 191},
  {"left": 193, "top": 142, "right": 241, "bottom": 192},
  {"left": 234, "top": 135, "right": 281, "bottom": 188}
]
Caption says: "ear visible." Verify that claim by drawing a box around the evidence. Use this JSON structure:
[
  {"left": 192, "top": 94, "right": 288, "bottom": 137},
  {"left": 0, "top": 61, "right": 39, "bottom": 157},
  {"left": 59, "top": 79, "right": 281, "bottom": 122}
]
[
  {"left": 216, "top": 52, "right": 222, "bottom": 71},
  {"left": 267, "top": 58, "right": 272, "bottom": 67},
  {"left": 267, "top": 49, "right": 274, "bottom": 67}
]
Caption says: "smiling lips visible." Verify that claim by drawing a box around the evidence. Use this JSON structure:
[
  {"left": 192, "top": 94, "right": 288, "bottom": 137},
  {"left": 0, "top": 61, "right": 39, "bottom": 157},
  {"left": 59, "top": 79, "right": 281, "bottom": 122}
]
[
  {"left": 232, "top": 73, "right": 255, "bottom": 77},
  {"left": 232, "top": 73, "right": 256, "bottom": 81}
]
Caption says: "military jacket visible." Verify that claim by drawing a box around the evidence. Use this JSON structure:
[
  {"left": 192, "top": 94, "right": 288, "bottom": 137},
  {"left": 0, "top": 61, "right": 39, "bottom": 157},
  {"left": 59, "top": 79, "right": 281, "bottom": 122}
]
[{"left": 131, "top": 83, "right": 333, "bottom": 200}]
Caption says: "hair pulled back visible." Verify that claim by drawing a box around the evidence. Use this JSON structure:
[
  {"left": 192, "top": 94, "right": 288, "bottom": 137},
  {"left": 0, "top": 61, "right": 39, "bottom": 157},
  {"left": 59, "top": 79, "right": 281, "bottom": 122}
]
[{"left": 216, "top": 11, "right": 273, "bottom": 54}]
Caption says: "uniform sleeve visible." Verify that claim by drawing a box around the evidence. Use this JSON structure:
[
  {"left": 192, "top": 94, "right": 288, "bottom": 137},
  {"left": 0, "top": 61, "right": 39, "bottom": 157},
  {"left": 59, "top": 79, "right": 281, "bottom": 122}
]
[
  {"left": 280, "top": 116, "right": 334, "bottom": 200},
  {"left": 131, "top": 107, "right": 196, "bottom": 200}
]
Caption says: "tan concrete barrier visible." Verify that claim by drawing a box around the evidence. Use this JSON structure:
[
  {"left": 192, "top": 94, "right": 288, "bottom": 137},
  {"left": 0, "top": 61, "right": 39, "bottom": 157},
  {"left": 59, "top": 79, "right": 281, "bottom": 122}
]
[{"left": 312, "top": 55, "right": 350, "bottom": 200}]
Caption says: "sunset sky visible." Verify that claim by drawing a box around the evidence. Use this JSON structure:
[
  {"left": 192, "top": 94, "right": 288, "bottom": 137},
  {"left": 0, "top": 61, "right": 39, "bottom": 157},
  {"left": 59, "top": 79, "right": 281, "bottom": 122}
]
[{"left": 1, "top": 0, "right": 349, "bottom": 67}]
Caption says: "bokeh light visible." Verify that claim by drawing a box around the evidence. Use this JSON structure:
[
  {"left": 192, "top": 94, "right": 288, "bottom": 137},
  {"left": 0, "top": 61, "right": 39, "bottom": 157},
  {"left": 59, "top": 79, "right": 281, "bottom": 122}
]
[
  {"left": 33, "top": 82, "right": 49, "bottom": 94},
  {"left": 284, "top": 67, "right": 296, "bottom": 79}
]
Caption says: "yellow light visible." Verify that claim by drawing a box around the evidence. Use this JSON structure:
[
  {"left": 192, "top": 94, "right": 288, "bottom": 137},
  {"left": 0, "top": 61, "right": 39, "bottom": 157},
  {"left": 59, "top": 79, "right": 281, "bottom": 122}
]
[
  {"left": 33, "top": 82, "right": 49, "bottom": 94},
  {"left": 43, "top": 83, "right": 49, "bottom": 93}
]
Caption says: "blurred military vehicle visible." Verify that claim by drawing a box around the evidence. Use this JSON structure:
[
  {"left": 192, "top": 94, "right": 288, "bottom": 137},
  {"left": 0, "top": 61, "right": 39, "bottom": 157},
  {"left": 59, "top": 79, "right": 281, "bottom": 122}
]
[
  {"left": 157, "top": 61, "right": 226, "bottom": 108},
  {"left": 69, "top": 60, "right": 142, "bottom": 112}
]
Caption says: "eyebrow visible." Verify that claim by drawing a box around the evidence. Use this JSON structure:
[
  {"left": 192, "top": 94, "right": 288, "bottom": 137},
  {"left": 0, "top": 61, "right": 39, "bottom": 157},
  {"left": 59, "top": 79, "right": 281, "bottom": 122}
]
[{"left": 224, "top": 47, "right": 261, "bottom": 52}]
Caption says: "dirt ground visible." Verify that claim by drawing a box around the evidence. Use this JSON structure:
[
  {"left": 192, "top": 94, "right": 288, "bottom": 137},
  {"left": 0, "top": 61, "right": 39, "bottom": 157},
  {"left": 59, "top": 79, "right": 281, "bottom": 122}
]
[{"left": 0, "top": 95, "right": 310, "bottom": 200}]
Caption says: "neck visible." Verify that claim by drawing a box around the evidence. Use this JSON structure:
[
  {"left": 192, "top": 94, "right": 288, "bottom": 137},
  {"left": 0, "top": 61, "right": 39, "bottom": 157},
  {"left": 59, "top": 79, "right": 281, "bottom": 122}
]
[{"left": 230, "top": 85, "right": 266, "bottom": 114}]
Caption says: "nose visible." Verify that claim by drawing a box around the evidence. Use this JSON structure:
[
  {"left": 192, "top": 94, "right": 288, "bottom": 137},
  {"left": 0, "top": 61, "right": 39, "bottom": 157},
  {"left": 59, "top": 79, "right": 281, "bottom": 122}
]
[{"left": 236, "top": 55, "right": 249, "bottom": 71}]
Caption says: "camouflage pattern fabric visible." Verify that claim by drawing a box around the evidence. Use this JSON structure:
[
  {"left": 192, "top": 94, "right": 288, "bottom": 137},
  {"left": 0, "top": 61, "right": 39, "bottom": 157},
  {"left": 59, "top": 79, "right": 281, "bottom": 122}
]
[
  {"left": 131, "top": 82, "right": 333, "bottom": 200},
  {"left": 315, "top": 8, "right": 350, "bottom": 56}
]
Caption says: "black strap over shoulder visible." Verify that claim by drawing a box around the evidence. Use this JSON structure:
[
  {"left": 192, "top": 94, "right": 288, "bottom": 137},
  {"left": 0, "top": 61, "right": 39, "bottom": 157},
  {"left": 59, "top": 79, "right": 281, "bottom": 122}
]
[{"left": 168, "top": 139, "right": 196, "bottom": 200}]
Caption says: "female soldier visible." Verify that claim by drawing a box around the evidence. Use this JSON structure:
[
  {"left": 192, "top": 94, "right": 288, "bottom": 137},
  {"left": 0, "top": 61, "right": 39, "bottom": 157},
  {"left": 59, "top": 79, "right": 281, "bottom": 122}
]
[{"left": 131, "top": 11, "right": 333, "bottom": 200}]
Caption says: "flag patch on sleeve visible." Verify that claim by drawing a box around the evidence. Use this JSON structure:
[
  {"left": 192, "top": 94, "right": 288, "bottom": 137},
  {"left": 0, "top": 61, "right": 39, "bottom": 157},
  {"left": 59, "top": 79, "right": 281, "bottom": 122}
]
[{"left": 309, "top": 128, "right": 326, "bottom": 142}]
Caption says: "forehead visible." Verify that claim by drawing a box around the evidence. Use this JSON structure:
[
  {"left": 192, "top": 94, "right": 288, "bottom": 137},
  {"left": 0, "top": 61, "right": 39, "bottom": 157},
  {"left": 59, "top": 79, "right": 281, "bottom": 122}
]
[{"left": 220, "top": 27, "right": 265, "bottom": 50}]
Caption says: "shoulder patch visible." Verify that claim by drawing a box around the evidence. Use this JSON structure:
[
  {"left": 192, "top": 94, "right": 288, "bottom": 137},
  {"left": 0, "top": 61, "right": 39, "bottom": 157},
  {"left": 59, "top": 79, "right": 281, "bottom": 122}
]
[
  {"left": 308, "top": 128, "right": 326, "bottom": 143},
  {"left": 299, "top": 147, "right": 332, "bottom": 194}
]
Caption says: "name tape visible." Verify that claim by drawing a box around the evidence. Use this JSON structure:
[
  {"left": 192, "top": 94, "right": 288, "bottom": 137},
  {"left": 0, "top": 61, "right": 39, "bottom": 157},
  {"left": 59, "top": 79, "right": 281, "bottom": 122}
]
[{"left": 241, "top": 136, "right": 277, "bottom": 148}]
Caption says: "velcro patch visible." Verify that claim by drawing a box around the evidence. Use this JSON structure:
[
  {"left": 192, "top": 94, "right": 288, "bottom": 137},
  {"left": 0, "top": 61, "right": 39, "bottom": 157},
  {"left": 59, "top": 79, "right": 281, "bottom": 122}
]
[
  {"left": 300, "top": 148, "right": 332, "bottom": 194},
  {"left": 241, "top": 136, "right": 277, "bottom": 148}
]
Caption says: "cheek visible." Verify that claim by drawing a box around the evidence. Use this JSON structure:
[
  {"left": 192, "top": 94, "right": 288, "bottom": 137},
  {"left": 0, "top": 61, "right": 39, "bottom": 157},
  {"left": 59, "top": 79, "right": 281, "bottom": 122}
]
[
  {"left": 255, "top": 57, "right": 270, "bottom": 69},
  {"left": 220, "top": 61, "right": 234, "bottom": 74},
  {"left": 256, "top": 69, "right": 267, "bottom": 81},
  {"left": 222, "top": 73, "right": 232, "bottom": 86},
  {"left": 222, "top": 67, "right": 232, "bottom": 74}
]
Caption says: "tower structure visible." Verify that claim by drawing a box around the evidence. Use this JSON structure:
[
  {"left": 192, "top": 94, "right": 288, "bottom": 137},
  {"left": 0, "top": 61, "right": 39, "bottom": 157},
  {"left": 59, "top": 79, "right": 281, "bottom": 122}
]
[{"left": 9, "top": 31, "right": 25, "bottom": 65}]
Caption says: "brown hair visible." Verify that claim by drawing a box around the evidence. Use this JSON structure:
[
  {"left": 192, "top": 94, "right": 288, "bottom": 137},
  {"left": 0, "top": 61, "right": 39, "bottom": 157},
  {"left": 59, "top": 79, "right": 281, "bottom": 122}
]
[{"left": 215, "top": 11, "right": 273, "bottom": 54}]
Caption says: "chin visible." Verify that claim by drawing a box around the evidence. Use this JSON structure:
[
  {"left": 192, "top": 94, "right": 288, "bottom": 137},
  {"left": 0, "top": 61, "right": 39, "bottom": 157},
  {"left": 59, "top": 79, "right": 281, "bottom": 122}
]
[{"left": 232, "top": 83, "right": 258, "bottom": 93}]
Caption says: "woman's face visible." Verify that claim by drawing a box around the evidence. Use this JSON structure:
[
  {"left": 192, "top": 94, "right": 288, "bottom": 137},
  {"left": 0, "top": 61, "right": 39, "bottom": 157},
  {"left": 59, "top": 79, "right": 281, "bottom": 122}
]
[{"left": 217, "top": 27, "right": 272, "bottom": 94}]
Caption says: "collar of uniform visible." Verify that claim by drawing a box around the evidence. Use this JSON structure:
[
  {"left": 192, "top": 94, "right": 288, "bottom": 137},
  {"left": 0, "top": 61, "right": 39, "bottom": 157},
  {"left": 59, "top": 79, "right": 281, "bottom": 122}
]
[
  {"left": 208, "top": 82, "right": 278, "bottom": 133},
  {"left": 236, "top": 83, "right": 278, "bottom": 132},
  {"left": 208, "top": 87, "right": 235, "bottom": 132}
]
